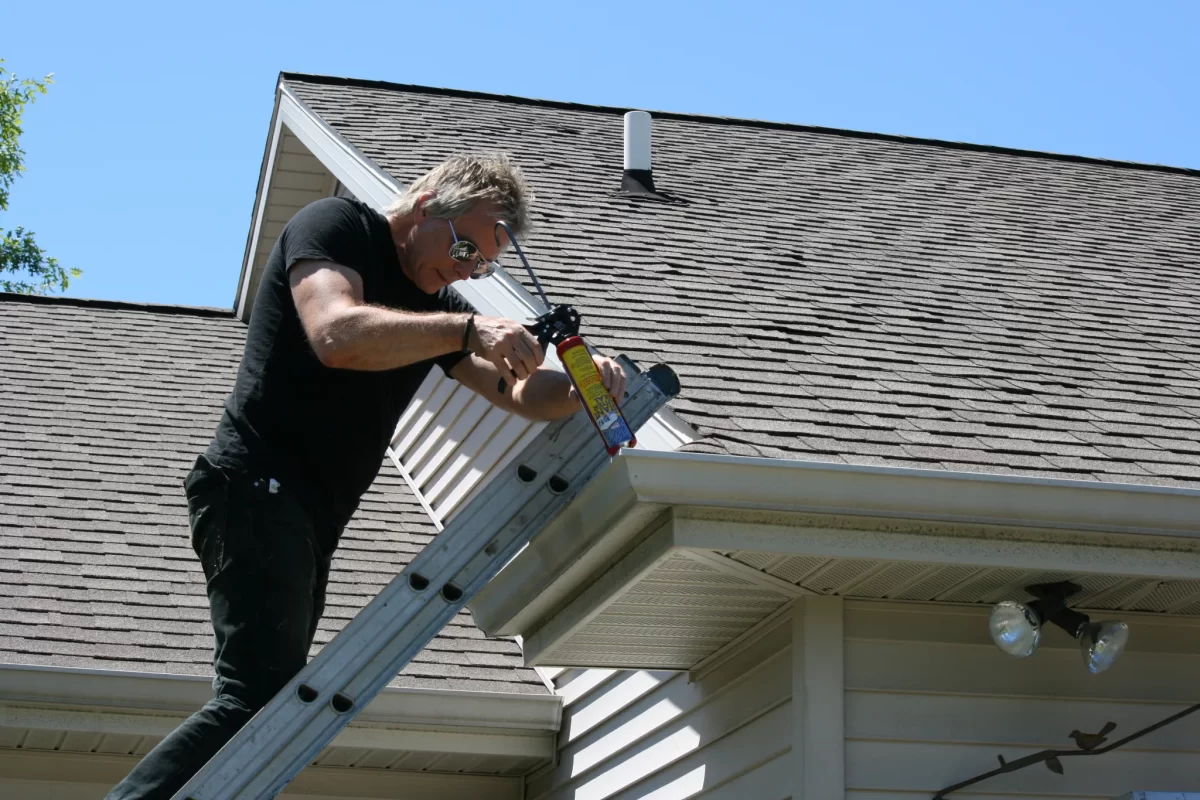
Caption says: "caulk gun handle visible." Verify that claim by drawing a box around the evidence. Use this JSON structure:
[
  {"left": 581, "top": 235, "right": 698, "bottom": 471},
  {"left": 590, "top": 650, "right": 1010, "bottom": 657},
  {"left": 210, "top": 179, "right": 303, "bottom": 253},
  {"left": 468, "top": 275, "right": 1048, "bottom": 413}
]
[{"left": 496, "top": 324, "right": 549, "bottom": 393}]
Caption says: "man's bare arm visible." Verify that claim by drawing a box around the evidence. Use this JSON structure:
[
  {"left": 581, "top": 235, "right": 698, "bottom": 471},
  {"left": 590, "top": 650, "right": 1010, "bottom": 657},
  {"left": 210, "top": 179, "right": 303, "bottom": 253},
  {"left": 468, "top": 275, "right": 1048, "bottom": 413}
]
[
  {"left": 289, "top": 260, "right": 542, "bottom": 373},
  {"left": 450, "top": 356, "right": 575, "bottom": 420},
  {"left": 450, "top": 352, "right": 627, "bottom": 421}
]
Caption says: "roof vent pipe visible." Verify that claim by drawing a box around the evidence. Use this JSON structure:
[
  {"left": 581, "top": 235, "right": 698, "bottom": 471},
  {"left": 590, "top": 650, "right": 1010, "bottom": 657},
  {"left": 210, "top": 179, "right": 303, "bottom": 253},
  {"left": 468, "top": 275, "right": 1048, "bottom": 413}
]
[
  {"left": 621, "top": 111, "right": 657, "bottom": 195},
  {"left": 624, "top": 111, "right": 651, "bottom": 171}
]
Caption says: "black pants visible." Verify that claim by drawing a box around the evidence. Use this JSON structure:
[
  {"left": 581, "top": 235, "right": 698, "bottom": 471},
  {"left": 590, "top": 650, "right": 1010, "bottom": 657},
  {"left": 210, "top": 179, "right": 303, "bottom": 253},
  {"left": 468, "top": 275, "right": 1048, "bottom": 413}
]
[{"left": 106, "top": 456, "right": 338, "bottom": 800}]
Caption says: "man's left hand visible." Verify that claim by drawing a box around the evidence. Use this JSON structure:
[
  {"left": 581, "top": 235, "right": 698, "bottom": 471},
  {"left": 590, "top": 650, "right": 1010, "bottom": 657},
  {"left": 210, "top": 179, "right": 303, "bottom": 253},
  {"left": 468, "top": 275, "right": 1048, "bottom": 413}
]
[{"left": 570, "top": 355, "right": 627, "bottom": 406}]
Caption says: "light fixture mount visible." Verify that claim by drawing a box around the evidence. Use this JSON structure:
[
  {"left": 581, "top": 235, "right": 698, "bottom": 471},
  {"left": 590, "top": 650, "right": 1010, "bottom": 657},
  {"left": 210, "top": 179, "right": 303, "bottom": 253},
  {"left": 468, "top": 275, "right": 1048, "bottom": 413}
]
[{"left": 1025, "top": 580, "right": 1082, "bottom": 604}]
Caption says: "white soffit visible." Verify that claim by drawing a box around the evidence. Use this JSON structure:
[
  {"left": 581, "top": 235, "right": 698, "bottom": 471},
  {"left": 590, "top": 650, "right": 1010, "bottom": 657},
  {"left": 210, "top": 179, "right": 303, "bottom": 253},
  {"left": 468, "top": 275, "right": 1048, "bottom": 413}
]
[
  {"left": 718, "top": 550, "right": 1200, "bottom": 615},
  {"left": 519, "top": 520, "right": 806, "bottom": 669},
  {"left": 271, "top": 80, "right": 696, "bottom": 526},
  {"left": 515, "top": 515, "right": 1200, "bottom": 671}
]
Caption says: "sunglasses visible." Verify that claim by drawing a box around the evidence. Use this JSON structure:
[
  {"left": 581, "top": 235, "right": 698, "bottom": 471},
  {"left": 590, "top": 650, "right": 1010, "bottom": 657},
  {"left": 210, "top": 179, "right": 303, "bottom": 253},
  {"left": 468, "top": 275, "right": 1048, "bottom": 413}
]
[{"left": 447, "top": 219, "right": 500, "bottom": 279}]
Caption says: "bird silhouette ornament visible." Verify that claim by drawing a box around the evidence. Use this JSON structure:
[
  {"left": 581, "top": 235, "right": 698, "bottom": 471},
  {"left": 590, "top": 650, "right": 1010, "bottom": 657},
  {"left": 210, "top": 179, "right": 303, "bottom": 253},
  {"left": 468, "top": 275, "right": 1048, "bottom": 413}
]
[
  {"left": 991, "top": 722, "right": 1117, "bottom": 777},
  {"left": 936, "top": 701, "right": 1200, "bottom": 799},
  {"left": 1069, "top": 721, "right": 1117, "bottom": 751}
]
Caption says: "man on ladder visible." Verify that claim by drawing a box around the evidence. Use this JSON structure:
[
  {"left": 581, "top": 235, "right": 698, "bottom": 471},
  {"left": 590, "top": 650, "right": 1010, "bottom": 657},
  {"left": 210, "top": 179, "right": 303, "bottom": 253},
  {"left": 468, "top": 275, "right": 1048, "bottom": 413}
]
[{"left": 106, "top": 153, "right": 628, "bottom": 800}]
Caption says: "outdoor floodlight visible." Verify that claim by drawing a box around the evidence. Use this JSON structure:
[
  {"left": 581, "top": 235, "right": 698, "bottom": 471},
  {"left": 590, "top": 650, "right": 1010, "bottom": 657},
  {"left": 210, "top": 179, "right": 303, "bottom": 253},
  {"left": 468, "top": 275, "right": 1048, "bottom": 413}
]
[
  {"left": 1076, "top": 619, "right": 1130, "bottom": 674},
  {"left": 989, "top": 600, "right": 1041, "bottom": 657},
  {"left": 987, "top": 582, "right": 1129, "bottom": 674}
]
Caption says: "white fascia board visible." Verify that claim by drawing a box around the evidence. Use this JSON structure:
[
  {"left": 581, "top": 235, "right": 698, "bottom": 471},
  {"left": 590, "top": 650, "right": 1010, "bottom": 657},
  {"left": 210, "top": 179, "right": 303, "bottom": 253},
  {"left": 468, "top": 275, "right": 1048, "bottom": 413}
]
[
  {"left": 0, "top": 663, "right": 560, "bottom": 741},
  {"left": 274, "top": 80, "right": 698, "bottom": 448},
  {"left": 468, "top": 449, "right": 1200, "bottom": 639},
  {"left": 234, "top": 89, "right": 285, "bottom": 321}
]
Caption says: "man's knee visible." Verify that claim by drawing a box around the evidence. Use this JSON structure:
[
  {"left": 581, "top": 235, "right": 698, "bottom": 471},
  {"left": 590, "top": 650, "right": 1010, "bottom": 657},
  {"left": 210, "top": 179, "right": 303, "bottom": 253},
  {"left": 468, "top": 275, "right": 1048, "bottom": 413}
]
[{"left": 216, "top": 664, "right": 300, "bottom": 713}]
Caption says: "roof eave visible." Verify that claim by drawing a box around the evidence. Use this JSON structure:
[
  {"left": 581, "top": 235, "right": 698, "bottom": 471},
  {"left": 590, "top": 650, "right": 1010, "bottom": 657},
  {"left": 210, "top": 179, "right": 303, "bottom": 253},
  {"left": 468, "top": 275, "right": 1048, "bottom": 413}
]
[
  {"left": 468, "top": 448, "right": 1200, "bottom": 640},
  {"left": 0, "top": 662, "right": 561, "bottom": 742}
]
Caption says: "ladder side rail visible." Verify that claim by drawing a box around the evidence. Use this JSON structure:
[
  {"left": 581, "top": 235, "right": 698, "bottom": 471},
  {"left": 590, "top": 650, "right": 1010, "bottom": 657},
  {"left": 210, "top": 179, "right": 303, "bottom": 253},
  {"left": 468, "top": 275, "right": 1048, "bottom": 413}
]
[
  {"left": 234, "top": 396, "right": 630, "bottom": 798},
  {"left": 173, "top": 365, "right": 674, "bottom": 800}
]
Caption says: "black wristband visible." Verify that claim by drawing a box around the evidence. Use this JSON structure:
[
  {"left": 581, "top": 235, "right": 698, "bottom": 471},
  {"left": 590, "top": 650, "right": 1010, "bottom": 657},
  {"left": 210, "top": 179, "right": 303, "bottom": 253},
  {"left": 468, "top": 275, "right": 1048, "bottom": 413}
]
[{"left": 462, "top": 313, "right": 475, "bottom": 353}]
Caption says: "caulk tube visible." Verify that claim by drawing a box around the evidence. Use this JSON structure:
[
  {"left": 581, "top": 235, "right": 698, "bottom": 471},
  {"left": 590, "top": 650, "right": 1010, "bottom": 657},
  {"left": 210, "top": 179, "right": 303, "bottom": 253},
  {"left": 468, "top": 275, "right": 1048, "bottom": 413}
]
[{"left": 557, "top": 336, "right": 636, "bottom": 456}]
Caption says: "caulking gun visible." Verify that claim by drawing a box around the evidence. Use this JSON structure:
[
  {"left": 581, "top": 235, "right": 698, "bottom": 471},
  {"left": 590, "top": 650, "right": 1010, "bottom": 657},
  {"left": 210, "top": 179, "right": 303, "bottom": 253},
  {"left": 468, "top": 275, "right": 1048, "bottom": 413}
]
[{"left": 493, "top": 221, "right": 636, "bottom": 456}]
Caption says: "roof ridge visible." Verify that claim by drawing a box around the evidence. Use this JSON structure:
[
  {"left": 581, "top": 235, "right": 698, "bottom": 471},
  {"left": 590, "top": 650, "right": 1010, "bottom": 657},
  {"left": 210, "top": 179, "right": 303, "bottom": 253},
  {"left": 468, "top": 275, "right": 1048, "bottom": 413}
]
[
  {"left": 0, "top": 291, "right": 236, "bottom": 318},
  {"left": 279, "top": 71, "right": 1200, "bottom": 179}
]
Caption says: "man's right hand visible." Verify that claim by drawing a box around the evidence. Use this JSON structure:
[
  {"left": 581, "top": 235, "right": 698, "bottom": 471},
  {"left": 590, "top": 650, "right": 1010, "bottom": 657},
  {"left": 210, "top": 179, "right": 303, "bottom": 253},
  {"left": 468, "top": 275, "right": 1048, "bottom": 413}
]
[{"left": 469, "top": 316, "right": 545, "bottom": 382}]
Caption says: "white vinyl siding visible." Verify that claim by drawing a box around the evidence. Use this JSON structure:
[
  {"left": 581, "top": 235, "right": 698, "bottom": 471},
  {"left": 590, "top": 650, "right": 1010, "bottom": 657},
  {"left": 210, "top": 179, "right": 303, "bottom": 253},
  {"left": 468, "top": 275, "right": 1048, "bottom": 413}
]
[
  {"left": 241, "top": 127, "right": 335, "bottom": 319},
  {"left": 844, "top": 601, "right": 1200, "bottom": 796},
  {"left": 528, "top": 612, "right": 793, "bottom": 800},
  {"left": 388, "top": 368, "right": 544, "bottom": 526},
  {"left": 386, "top": 359, "right": 696, "bottom": 529},
  {"left": 527, "top": 596, "right": 1200, "bottom": 800}
]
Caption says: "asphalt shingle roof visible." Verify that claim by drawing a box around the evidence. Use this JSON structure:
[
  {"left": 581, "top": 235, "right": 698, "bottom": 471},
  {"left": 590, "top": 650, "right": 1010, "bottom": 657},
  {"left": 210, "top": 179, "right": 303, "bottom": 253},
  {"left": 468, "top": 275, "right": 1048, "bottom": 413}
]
[
  {"left": 286, "top": 74, "right": 1200, "bottom": 488},
  {"left": 0, "top": 294, "right": 547, "bottom": 694}
]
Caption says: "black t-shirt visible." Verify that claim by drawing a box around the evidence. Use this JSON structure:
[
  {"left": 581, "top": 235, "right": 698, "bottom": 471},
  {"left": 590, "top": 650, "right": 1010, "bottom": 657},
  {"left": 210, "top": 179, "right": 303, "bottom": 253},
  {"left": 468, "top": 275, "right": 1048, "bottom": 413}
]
[{"left": 205, "top": 196, "right": 473, "bottom": 532}]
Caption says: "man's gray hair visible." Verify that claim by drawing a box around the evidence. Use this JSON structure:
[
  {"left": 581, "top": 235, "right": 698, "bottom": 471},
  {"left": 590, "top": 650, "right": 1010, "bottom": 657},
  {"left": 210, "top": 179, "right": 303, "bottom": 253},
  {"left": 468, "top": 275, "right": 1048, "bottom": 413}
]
[{"left": 387, "top": 152, "right": 534, "bottom": 237}]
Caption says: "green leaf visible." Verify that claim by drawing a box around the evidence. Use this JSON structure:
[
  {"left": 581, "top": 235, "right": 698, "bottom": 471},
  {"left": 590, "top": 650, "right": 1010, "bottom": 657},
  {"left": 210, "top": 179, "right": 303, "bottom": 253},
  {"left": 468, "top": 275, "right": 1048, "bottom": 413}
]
[
  {"left": 0, "top": 59, "right": 79, "bottom": 295},
  {"left": 1, "top": 226, "right": 78, "bottom": 295}
]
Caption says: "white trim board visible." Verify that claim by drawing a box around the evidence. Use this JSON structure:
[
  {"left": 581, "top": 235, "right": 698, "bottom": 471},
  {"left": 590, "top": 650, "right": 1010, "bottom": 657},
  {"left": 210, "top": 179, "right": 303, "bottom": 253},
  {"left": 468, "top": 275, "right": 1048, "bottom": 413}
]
[
  {"left": 235, "top": 105, "right": 285, "bottom": 321},
  {"left": 792, "top": 595, "right": 845, "bottom": 799}
]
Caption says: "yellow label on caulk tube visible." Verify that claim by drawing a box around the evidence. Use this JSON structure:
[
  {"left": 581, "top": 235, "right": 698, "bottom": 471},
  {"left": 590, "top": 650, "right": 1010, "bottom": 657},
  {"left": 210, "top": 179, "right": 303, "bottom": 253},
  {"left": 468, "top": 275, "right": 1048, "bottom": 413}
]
[{"left": 558, "top": 337, "right": 635, "bottom": 454}]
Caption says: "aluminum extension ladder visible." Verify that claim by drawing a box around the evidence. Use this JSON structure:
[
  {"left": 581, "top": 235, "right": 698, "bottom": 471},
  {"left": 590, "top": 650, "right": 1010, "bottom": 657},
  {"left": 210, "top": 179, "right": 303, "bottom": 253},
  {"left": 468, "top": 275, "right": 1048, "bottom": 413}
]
[{"left": 173, "top": 359, "right": 680, "bottom": 799}]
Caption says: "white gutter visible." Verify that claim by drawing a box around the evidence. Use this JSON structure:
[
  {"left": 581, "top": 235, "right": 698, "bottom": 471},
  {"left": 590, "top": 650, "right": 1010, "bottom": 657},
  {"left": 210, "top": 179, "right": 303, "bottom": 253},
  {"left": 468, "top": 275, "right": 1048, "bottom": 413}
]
[
  {"left": 612, "top": 449, "right": 1200, "bottom": 536},
  {"left": 0, "top": 663, "right": 559, "bottom": 758},
  {"left": 469, "top": 448, "right": 1200, "bottom": 637}
]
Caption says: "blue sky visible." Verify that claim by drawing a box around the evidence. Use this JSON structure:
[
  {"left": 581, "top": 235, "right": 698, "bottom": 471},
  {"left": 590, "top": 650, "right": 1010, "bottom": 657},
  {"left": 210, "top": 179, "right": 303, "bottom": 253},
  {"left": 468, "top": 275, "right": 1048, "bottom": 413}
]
[{"left": 4, "top": 0, "right": 1197, "bottom": 309}]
